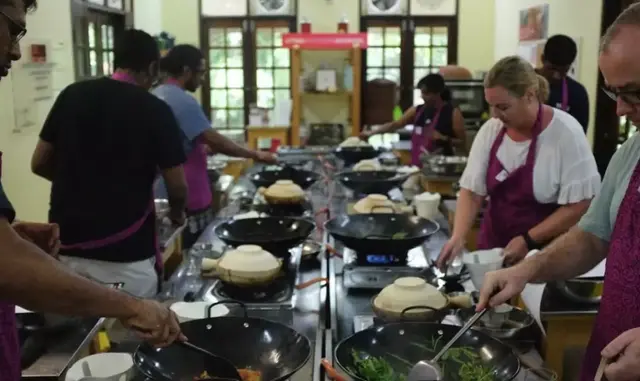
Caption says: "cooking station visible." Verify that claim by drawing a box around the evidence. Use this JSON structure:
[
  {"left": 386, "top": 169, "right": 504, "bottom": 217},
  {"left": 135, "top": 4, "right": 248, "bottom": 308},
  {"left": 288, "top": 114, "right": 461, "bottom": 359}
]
[{"left": 134, "top": 150, "right": 548, "bottom": 380}]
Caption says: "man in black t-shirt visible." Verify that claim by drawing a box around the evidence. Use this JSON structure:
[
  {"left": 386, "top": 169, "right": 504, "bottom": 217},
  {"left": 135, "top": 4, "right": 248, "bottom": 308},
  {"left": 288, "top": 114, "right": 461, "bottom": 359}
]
[
  {"left": 31, "top": 29, "right": 188, "bottom": 297},
  {"left": 0, "top": 3, "right": 183, "bottom": 379},
  {"left": 538, "top": 34, "right": 590, "bottom": 133}
]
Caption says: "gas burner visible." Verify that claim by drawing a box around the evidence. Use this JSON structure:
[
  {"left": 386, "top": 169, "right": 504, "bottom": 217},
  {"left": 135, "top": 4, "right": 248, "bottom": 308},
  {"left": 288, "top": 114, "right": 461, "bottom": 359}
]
[
  {"left": 212, "top": 277, "right": 294, "bottom": 305},
  {"left": 341, "top": 246, "right": 429, "bottom": 289}
]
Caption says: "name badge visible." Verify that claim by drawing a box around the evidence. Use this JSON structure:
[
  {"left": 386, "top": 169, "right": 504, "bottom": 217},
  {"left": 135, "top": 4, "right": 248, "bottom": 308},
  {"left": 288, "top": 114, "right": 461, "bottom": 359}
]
[
  {"left": 495, "top": 170, "right": 508, "bottom": 182},
  {"left": 415, "top": 127, "right": 422, "bottom": 135}
]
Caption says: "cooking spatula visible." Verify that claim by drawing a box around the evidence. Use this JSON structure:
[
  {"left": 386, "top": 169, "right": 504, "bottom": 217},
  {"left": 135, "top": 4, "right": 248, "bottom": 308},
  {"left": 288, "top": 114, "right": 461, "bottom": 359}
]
[{"left": 407, "top": 308, "right": 488, "bottom": 381}]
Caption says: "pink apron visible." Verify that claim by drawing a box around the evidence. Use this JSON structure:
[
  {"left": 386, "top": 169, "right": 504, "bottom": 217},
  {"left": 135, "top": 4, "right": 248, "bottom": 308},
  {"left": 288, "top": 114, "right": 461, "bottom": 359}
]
[
  {"left": 410, "top": 105, "right": 442, "bottom": 166},
  {"left": 477, "top": 105, "right": 560, "bottom": 249},
  {"left": 60, "top": 72, "right": 164, "bottom": 281},
  {"left": 577, "top": 158, "right": 640, "bottom": 380},
  {"left": 164, "top": 78, "right": 212, "bottom": 212},
  {"left": 0, "top": 152, "right": 20, "bottom": 381}
]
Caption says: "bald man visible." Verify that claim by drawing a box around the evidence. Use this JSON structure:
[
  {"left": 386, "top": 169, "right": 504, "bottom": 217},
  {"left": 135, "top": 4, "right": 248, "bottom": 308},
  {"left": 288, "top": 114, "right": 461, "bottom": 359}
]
[{"left": 470, "top": 3, "right": 640, "bottom": 380}]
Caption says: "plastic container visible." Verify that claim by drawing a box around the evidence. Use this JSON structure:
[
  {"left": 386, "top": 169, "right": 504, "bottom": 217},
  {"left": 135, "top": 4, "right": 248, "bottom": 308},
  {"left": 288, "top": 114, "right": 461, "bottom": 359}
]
[
  {"left": 461, "top": 248, "right": 504, "bottom": 290},
  {"left": 413, "top": 192, "right": 441, "bottom": 219}
]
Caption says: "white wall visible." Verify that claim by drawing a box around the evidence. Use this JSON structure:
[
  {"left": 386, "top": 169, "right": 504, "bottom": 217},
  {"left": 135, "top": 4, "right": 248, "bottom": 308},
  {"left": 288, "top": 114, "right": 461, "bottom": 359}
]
[
  {"left": 134, "top": 0, "right": 163, "bottom": 35},
  {"left": 494, "top": 0, "right": 603, "bottom": 144},
  {"left": 458, "top": 0, "right": 495, "bottom": 75},
  {"left": 0, "top": 2, "right": 75, "bottom": 221}
]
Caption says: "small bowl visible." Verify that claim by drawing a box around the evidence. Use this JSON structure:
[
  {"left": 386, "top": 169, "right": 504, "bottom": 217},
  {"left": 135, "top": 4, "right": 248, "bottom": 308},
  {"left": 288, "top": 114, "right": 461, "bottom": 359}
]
[
  {"left": 457, "top": 305, "right": 534, "bottom": 339},
  {"left": 65, "top": 353, "right": 135, "bottom": 381},
  {"left": 170, "top": 301, "right": 229, "bottom": 323}
]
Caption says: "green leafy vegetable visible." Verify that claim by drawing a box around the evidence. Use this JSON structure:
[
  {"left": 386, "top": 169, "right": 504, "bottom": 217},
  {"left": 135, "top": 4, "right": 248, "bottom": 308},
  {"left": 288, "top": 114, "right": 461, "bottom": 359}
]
[
  {"left": 391, "top": 232, "right": 408, "bottom": 239},
  {"left": 349, "top": 335, "right": 496, "bottom": 381}
]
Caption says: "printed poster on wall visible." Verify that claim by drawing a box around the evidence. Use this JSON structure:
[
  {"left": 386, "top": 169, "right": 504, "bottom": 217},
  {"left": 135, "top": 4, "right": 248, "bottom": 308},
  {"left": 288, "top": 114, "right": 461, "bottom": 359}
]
[{"left": 519, "top": 4, "right": 549, "bottom": 42}]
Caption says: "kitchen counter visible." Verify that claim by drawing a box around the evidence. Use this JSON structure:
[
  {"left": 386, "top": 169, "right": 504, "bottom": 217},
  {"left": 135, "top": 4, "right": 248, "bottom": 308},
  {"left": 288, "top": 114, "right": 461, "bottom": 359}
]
[{"left": 21, "top": 318, "right": 105, "bottom": 380}]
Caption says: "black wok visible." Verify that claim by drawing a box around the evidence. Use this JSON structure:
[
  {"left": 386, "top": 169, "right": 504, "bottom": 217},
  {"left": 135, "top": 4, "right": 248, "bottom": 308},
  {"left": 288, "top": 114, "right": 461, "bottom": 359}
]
[
  {"left": 334, "top": 146, "right": 383, "bottom": 166},
  {"left": 251, "top": 166, "right": 320, "bottom": 189},
  {"left": 135, "top": 301, "right": 311, "bottom": 381},
  {"left": 324, "top": 214, "right": 439, "bottom": 254},
  {"left": 336, "top": 170, "right": 406, "bottom": 195},
  {"left": 335, "top": 322, "right": 520, "bottom": 381},
  {"left": 214, "top": 216, "right": 315, "bottom": 255}
]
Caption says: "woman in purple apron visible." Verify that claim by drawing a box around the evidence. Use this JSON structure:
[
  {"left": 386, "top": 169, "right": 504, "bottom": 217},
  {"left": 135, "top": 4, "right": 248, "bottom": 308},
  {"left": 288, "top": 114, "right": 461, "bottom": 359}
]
[
  {"left": 360, "top": 74, "right": 467, "bottom": 165},
  {"left": 437, "top": 56, "right": 597, "bottom": 268}
]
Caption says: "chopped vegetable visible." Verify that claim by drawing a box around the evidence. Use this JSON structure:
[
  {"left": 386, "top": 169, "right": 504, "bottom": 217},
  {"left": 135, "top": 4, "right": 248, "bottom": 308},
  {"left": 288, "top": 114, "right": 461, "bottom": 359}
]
[{"left": 348, "top": 335, "right": 496, "bottom": 381}]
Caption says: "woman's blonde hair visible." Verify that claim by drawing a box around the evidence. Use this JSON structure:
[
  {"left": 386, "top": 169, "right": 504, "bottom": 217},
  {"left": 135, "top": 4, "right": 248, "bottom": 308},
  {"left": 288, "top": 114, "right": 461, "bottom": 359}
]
[
  {"left": 536, "top": 74, "right": 550, "bottom": 103},
  {"left": 484, "top": 55, "right": 540, "bottom": 99}
]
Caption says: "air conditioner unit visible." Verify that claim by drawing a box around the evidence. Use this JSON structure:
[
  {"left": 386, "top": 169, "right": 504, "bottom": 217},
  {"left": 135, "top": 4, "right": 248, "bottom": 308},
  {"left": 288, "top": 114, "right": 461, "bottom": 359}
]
[
  {"left": 251, "top": 0, "right": 291, "bottom": 16},
  {"left": 366, "top": 0, "right": 403, "bottom": 15}
]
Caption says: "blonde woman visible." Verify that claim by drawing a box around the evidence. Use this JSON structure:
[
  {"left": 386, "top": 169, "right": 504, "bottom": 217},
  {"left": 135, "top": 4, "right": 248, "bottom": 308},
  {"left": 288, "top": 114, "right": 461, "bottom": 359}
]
[{"left": 436, "top": 56, "right": 600, "bottom": 267}]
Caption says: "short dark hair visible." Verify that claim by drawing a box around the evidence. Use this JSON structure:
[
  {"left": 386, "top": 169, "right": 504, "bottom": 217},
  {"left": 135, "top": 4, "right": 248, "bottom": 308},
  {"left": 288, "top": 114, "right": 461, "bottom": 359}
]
[
  {"left": 543, "top": 35, "right": 577, "bottom": 67},
  {"left": 416, "top": 73, "right": 452, "bottom": 101},
  {"left": 159, "top": 44, "right": 204, "bottom": 77},
  {"left": 113, "top": 29, "right": 160, "bottom": 72}
]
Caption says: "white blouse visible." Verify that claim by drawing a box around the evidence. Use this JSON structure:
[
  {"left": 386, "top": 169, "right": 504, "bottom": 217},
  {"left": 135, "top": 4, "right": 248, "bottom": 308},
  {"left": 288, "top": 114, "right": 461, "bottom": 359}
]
[{"left": 459, "top": 109, "right": 601, "bottom": 204}]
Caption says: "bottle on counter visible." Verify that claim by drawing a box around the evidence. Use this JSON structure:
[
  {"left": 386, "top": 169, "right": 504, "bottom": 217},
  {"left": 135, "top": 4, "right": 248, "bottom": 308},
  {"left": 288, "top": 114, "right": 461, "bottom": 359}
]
[
  {"left": 300, "top": 17, "right": 311, "bottom": 33},
  {"left": 343, "top": 59, "right": 353, "bottom": 92},
  {"left": 337, "top": 14, "right": 349, "bottom": 33}
]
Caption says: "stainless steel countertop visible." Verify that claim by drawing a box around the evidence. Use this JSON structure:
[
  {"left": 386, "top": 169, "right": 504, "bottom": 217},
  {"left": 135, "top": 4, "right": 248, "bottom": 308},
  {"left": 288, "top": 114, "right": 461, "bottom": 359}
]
[
  {"left": 157, "top": 160, "right": 332, "bottom": 381},
  {"left": 21, "top": 318, "right": 105, "bottom": 380}
]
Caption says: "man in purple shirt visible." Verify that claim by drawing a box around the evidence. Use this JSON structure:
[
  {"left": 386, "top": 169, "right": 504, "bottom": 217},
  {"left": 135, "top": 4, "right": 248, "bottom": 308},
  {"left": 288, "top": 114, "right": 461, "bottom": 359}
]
[{"left": 0, "top": 2, "right": 184, "bottom": 379}]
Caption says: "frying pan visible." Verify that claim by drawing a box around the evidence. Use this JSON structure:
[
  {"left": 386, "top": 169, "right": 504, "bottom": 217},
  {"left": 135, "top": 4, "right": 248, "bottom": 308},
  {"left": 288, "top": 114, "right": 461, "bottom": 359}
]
[
  {"left": 134, "top": 300, "right": 312, "bottom": 381},
  {"left": 334, "top": 322, "right": 520, "bottom": 381},
  {"left": 251, "top": 166, "right": 320, "bottom": 189},
  {"left": 334, "top": 146, "right": 384, "bottom": 166},
  {"left": 336, "top": 170, "right": 408, "bottom": 195},
  {"left": 214, "top": 217, "right": 315, "bottom": 256},
  {"left": 324, "top": 214, "right": 439, "bottom": 254}
]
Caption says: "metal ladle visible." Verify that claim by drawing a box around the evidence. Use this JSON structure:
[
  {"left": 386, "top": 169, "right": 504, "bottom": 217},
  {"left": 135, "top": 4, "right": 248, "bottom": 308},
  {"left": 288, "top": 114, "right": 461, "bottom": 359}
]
[{"left": 407, "top": 308, "right": 489, "bottom": 381}]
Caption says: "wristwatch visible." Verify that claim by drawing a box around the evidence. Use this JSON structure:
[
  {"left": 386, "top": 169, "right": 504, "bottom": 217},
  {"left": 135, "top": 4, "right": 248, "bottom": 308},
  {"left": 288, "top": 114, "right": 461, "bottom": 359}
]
[{"left": 522, "top": 232, "right": 541, "bottom": 251}]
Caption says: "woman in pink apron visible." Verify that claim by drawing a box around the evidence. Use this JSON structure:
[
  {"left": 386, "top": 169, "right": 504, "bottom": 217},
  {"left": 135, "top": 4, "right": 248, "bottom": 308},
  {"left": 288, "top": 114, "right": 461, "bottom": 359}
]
[
  {"left": 360, "top": 74, "right": 467, "bottom": 165},
  {"left": 437, "top": 55, "right": 598, "bottom": 268}
]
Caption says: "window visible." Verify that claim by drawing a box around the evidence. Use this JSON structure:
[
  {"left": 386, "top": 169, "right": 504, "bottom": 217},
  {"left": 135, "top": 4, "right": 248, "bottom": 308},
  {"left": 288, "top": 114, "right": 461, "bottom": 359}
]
[
  {"left": 201, "top": 18, "right": 295, "bottom": 136},
  {"left": 361, "top": 17, "right": 457, "bottom": 111},
  {"left": 72, "top": 1, "right": 127, "bottom": 80}
]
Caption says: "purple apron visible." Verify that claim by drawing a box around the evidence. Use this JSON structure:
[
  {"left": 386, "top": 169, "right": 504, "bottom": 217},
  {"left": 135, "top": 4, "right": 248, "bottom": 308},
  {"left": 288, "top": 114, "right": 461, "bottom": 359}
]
[
  {"left": 410, "top": 105, "right": 442, "bottom": 166},
  {"left": 560, "top": 77, "right": 569, "bottom": 111},
  {"left": 0, "top": 152, "right": 20, "bottom": 381},
  {"left": 477, "top": 105, "right": 560, "bottom": 249},
  {"left": 577, "top": 157, "right": 640, "bottom": 380},
  {"left": 60, "top": 72, "right": 164, "bottom": 280},
  {"left": 163, "top": 78, "right": 212, "bottom": 212}
]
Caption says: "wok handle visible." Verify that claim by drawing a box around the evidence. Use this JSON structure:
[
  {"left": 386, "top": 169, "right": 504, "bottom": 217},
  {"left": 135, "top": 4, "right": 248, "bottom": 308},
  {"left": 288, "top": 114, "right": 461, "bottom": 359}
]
[
  {"left": 295, "top": 277, "right": 327, "bottom": 290},
  {"left": 321, "top": 358, "right": 347, "bottom": 381},
  {"left": 208, "top": 300, "right": 248, "bottom": 318}
]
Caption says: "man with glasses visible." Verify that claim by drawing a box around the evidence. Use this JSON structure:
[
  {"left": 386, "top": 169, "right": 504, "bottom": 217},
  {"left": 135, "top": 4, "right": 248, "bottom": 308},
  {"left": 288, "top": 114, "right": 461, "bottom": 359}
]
[
  {"left": 475, "top": 3, "right": 640, "bottom": 380},
  {"left": 0, "top": 2, "right": 183, "bottom": 380},
  {"left": 153, "top": 44, "right": 277, "bottom": 247},
  {"left": 31, "top": 29, "right": 188, "bottom": 298}
]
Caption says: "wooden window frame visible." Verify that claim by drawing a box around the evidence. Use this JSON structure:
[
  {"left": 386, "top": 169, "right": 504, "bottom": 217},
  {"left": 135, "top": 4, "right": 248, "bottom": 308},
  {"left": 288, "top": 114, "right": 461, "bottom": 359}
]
[
  {"left": 71, "top": 0, "right": 132, "bottom": 80},
  {"left": 199, "top": 15, "right": 296, "bottom": 134},
  {"left": 359, "top": 14, "right": 458, "bottom": 113}
]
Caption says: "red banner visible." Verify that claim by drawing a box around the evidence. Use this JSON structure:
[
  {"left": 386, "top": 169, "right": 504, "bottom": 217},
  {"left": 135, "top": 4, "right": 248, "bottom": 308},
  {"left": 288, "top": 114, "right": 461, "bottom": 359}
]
[{"left": 282, "top": 33, "right": 368, "bottom": 50}]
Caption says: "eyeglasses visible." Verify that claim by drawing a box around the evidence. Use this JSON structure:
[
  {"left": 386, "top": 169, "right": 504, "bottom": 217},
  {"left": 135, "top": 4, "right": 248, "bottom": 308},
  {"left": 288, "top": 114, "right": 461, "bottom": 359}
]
[
  {"left": 602, "top": 86, "right": 640, "bottom": 105},
  {"left": 0, "top": 9, "right": 26, "bottom": 43}
]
